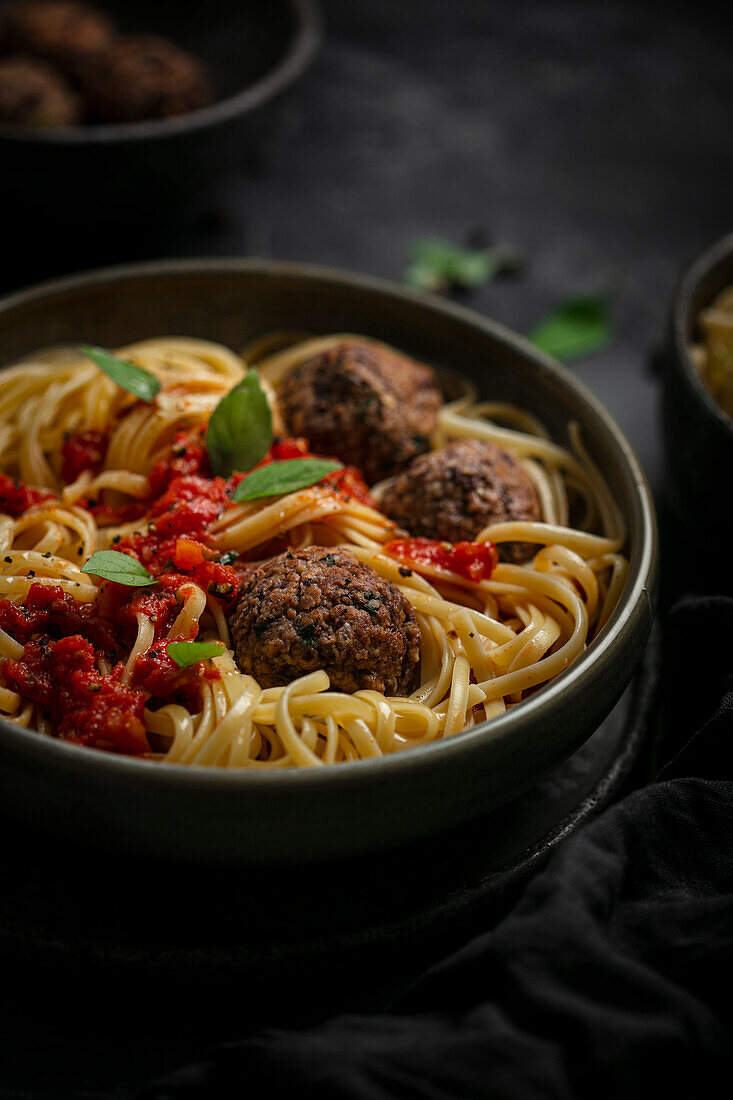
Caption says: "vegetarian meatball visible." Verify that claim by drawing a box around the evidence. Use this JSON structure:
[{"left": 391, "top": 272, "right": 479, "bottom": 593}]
[
  {"left": 277, "top": 340, "right": 443, "bottom": 485},
  {"left": 79, "top": 34, "right": 212, "bottom": 122},
  {"left": 380, "top": 438, "right": 542, "bottom": 563},
  {"left": 0, "top": 1, "right": 114, "bottom": 75},
  {"left": 0, "top": 54, "right": 79, "bottom": 125},
  {"left": 230, "top": 546, "right": 421, "bottom": 695}
]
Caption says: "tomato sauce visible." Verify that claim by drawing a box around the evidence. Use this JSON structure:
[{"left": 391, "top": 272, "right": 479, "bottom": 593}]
[
  {"left": 385, "top": 537, "right": 499, "bottom": 583},
  {"left": 0, "top": 575, "right": 219, "bottom": 753},
  {"left": 0, "top": 582, "right": 117, "bottom": 651},
  {"left": 0, "top": 431, "right": 379, "bottom": 755},
  {"left": 321, "top": 466, "right": 375, "bottom": 508},
  {"left": 0, "top": 474, "right": 54, "bottom": 517},
  {"left": 99, "top": 574, "right": 187, "bottom": 648},
  {"left": 148, "top": 431, "right": 211, "bottom": 495},
  {"left": 265, "top": 437, "right": 313, "bottom": 462},
  {"left": 61, "top": 431, "right": 108, "bottom": 483},
  {"left": 82, "top": 499, "right": 150, "bottom": 526},
  {"left": 114, "top": 473, "right": 239, "bottom": 603},
  {"left": 149, "top": 474, "right": 229, "bottom": 538},
  {"left": 2, "top": 634, "right": 148, "bottom": 755},
  {"left": 132, "top": 645, "right": 202, "bottom": 712}
]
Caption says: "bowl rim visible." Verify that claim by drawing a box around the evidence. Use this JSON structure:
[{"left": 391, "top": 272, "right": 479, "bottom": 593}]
[
  {"left": 670, "top": 230, "right": 733, "bottom": 439},
  {"left": 0, "top": 256, "right": 658, "bottom": 793},
  {"left": 0, "top": 0, "right": 322, "bottom": 146}
]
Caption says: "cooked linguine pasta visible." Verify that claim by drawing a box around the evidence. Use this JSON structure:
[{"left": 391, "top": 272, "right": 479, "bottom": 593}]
[
  {"left": 689, "top": 285, "right": 733, "bottom": 420},
  {"left": 0, "top": 335, "right": 628, "bottom": 767}
]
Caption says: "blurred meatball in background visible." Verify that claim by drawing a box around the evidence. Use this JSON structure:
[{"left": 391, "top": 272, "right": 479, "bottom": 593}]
[
  {"left": 78, "top": 34, "right": 212, "bottom": 123},
  {"left": 278, "top": 340, "right": 444, "bottom": 485},
  {"left": 0, "top": 53, "right": 79, "bottom": 124},
  {"left": 0, "top": 0, "right": 114, "bottom": 77},
  {"left": 0, "top": 1, "right": 213, "bottom": 126}
]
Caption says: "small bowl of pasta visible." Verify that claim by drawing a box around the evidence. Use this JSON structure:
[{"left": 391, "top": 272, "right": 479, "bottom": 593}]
[
  {"left": 666, "top": 231, "right": 733, "bottom": 541},
  {"left": 0, "top": 259, "right": 658, "bottom": 864}
]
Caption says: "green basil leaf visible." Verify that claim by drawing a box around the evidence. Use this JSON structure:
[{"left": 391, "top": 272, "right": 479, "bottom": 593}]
[
  {"left": 231, "top": 458, "right": 344, "bottom": 502},
  {"left": 81, "top": 550, "right": 154, "bottom": 586},
  {"left": 79, "top": 345, "right": 161, "bottom": 402},
  {"left": 527, "top": 296, "right": 613, "bottom": 362},
  {"left": 206, "top": 371, "right": 273, "bottom": 478},
  {"left": 167, "top": 641, "right": 226, "bottom": 668},
  {"left": 405, "top": 238, "right": 524, "bottom": 294}
]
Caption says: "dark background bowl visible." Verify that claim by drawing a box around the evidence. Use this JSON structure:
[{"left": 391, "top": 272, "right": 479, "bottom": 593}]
[
  {"left": 0, "top": 258, "right": 658, "bottom": 866},
  {"left": 0, "top": 0, "right": 321, "bottom": 287},
  {"left": 665, "top": 232, "right": 733, "bottom": 546}
]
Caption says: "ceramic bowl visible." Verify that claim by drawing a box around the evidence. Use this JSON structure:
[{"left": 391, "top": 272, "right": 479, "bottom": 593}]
[
  {"left": 0, "top": 1, "right": 321, "bottom": 289},
  {"left": 0, "top": 259, "right": 658, "bottom": 864},
  {"left": 665, "top": 232, "right": 733, "bottom": 541},
  {"left": 0, "top": 0, "right": 321, "bottom": 146}
]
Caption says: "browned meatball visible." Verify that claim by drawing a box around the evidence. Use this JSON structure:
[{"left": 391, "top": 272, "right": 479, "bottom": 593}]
[
  {"left": 277, "top": 341, "right": 443, "bottom": 485},
  {"left": 0, "top": 54, "right": 79, "bottom": 125},
  {"left": 230, "top": 546, "right": 421, "bottom": 695},
  {"left": 79, "top": 34, "right": 212, "bottom": 122},
  {"left": 0, "top": 1, "right": 114, "bottom": 76},
  {"left": 380, "top": 438, "right": 541, "bottom": 563}
]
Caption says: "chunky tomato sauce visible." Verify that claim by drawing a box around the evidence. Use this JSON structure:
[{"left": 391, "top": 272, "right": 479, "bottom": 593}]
[
  {"left": 2, "top": 630, "right": 148, "bottom": 754},
  {"left": 0, "top": 577, "right": 208, "bottom": 753},
  {"left": 0, "top": 433, "right": 379, "bottom": 754},
  {"left": 148, "top": 432, "right": 211, "bottom": 495},
  {"left": 0, "top": 582, "right": 117, "bottom": 650},
  {"left": 61, "top": 430, "right": 108, "bottom": 483},
  {"left": 385, "top": 537, "right": 499, "bottom": 583},
  {"left": 0, "top": 474, "right": 54, "bottom": 517},
  {"left": 114, "top": 474, "right": 239, "bottom": 602}
]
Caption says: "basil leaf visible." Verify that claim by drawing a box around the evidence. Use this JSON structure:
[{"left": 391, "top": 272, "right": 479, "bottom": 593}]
[
  {"left": 167, "top": 641, "right": 226, "bottom": 668},
  {"left": 207, "top": 371, "right": 273, "bottom": 478},
  {"left": 405, "top": 238, "right": 524, "bottom": 294},
  {"left": 232, "top": 458, "right": 343, "bottom": 502},
  {"left": 527, "top": 296, "right": 613, "bottom": 362},
  {"left": 79, "top": 345, "right": 161, "bottom": 402},
  {"left": 81, "top": 550, "right": 154, "bottom": 586}
]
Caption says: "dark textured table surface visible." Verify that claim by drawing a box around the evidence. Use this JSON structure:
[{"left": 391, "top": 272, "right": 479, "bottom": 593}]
[{"left": 1, "top": 1, "right": 731, "bottom": 1096}]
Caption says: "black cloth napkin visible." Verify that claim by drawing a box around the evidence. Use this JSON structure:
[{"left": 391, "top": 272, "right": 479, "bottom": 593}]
[{"left": 138, "top": 596, "right": 733, "bottom": 1099}]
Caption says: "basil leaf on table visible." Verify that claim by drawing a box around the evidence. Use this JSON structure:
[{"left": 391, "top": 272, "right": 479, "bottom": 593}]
[
  {"left": 527, "top": 296, "right": 613, "bottom": 362},
  {"left": 81, "top": 550, "right": 154, "bottom": 586},
  {"left": 206, "top": 371, "right": 273, "bottom": 478},
  {"left": 79, "top": 345, "right": 161, "bottom": 402},
  {"left": 167, "top": 641, "right": 226, "bottom": 669},
  {"left": 405, "top": 238, "right": 524, "bottom": 294},
  {"left": 231, "top": 458, "right": 344, "bottom": 502}
]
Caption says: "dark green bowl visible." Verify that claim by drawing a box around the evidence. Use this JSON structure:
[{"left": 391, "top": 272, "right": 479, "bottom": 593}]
[
  {"left": 666, "top": 232, "right": 733, "bottom": 540},
  {"left": 0, "top": 0, "right": 321, "bottom": 147},
  {"left": 0, "top": 2, "right": 322, "bottom": 291},
  {"left": 0, "top": 259, "right": 658, "bottom": 865}
]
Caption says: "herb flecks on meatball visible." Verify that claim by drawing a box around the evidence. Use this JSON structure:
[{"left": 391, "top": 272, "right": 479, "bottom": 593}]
[
  {"left": 380, "top": 438, "right": 541, "bottom": 563},
  {"left": 0, "top": 54, "right": 79, "bottom": 125},
  {"left": 277, "top": 340, "right": 443, "bottom": 485},
  {"left": 79, "top": 34, "right": 212, "bottom": 123},
  {"left": 230, "top": 546, "right": 421, "bottom": 695},
  {"left": 0, "top": 1, "right": 114, "bottom": 76}
]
